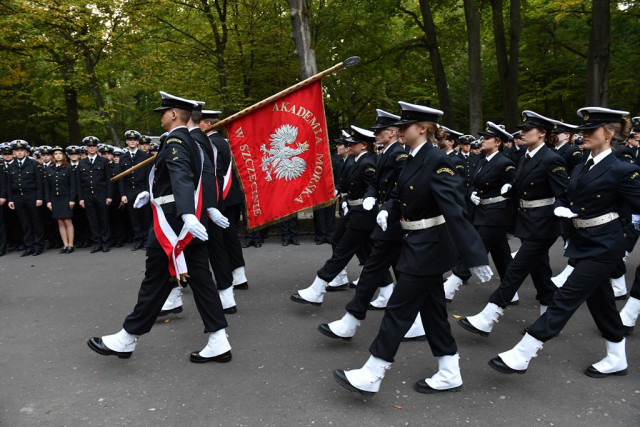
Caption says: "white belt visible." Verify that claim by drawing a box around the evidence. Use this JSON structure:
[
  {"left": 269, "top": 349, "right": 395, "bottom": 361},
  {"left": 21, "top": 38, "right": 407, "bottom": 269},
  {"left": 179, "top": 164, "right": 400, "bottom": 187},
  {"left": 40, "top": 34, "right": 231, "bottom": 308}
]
[
  {"left": 479, "top": 196, "right": 507, "bottom": 206},
  {"left": 154, "top": 194, "right": 175, "bottom": 205},
  {"left": 572, "top": 212, "right": 619, "bottom": 229},
  {"left": 519, "top": 197, "right": 555, "bottom": 208},
  {"left": 347, "top": 198, "right": 364, "bottom": 206},
  {"left": 400, "top": 215, "right": 445, "bottom": 230}
]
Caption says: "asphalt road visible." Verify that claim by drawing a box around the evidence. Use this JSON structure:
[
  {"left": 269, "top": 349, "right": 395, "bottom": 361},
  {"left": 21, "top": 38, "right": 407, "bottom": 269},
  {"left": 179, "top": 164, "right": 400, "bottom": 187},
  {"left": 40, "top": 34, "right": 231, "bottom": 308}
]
[{"left": 1, "top": 235, "right": 638, "bottom": 426}]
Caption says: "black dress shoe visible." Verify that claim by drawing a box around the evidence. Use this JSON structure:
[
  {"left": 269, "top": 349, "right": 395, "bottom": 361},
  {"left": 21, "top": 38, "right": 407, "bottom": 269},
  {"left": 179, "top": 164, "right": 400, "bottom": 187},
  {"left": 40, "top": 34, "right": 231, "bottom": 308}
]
[
  {"left": 33, "top": 249, "right": 43, "bottom": 256},
  {"left": 282, "top": 241, "right": 289, "bottom": 246},
  {"left": 584, "top": 365, "right": 628, "bottom": 378},
  {"left": 20, "top": 250, "right": 35, "bottom": 257},
  {"left": 458, "top": 318, "right": 490, "bottom": 337},
  {"left": 189, "top": 350, "right": 232, "bottom": 364},
  {"left": 53, "top": 242, "right": 63, "bottom": 249},
  {"left": 66, "top": 247, "right": 75, "bottom": 254},
  {"left": 132, "top": 241, "right": 142, "bottom": 251},
  {"left": 326, "top": 284, "right": 348, "bottom": 292},
  {"left": 290, "top": 239, "right": 300, "bottom": 245},
  {"left": 158, "top": 306, "right": 183, "bottom": 317},
  {"left": 242, "top": 241, "right": 251, "bottom": 248},
  {"left": 333, "top": 370, "right": 375, "bottom": 397},
  {"left": 315, "top": 240, "right": 323, "bottom": 245},
  {"left": 223, "top": 306, "right": 237, "bottom": 314},
  {"left": 233, "top": 282, "right": 249, "bottom": 290},
  {"left": 0, "top": 251, "right": 5, "bottom": 257},
  {"left": 87, "top": 337, "right": 132, "bottom": 359},
  {"left": 46, "top": 241, "right": 56, "bottom": 249},
  {"left": 290, "top": 293, "right": 322, "bottom": 306},
  {"left": 17, "top": 244, "right": 27, "bottom": 251},
  {"left": 414, "top": 379, "right": 462, "bottom": 394},
  {"left": 90, "top": 246, "right": 102, "bottom": 253},
  {"left": 402, "top": 335, "right": 428, "bottom": 342},
  {"left": 318, "top": 323, "right": 352, "bottom": 341},
  {"left": 488, "top": 356, "right": 525, "bottom": 374},
  {"left": 102, "top": 246, "right": 110, "bottom": 252},
  {"left": 255, "top": 242, "right": 262, "bottom": 248},
  {"left": 60, "top": 247, "right": 68, "bottom": 254}
]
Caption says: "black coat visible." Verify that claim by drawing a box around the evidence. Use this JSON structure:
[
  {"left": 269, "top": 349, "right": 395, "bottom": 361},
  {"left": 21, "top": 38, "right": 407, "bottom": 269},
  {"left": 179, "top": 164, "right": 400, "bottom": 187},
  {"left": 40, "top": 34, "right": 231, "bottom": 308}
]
[
  {"left": 561, "top": 152, "right": 640, "bottom": 260},
  {"left": 190, "top": 128, "right": 218, "bottom": 210},
  {"left": 77, "top": 156, "right": 112, "bottom": 200},
  {"left": 117, "top": 150, "right": 152, "bottom": 198},
  {"left": 383, "top": 143, "right": 488, "bottom": 276},
  {"left": 7, "top": 157, "right": 44, "bottom": 201},
  {"left": 344, "top": 151, "right": 377, "bottom": 231},
  {"left": 471, "top": 152, "right": 516, "bottom": 227},
  {"left": 209, "top": 132, "right": 243, "bottom": 208},
  {"left": 457, "top": 152, "right": 481, "bottom": 189},
  {"left": 44, "top": 165, "right": 76, "bottom": 203},
  {"left": 506, "top": 145, "right": 569, "bottom": 240},
  {"left": 554, "top": 143, "right": 583, "bottom": 176}
]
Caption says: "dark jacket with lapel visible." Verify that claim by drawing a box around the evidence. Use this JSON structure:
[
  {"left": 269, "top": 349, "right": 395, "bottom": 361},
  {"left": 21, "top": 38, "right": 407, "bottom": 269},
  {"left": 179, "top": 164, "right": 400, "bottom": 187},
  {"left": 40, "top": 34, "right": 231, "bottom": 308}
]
[
  {"left": 345, "top": 151, "right": 377, "bottom": 231},
  {"left": 7, "top": 157, "right": 44, "bottom": 201},
  {"left": 78, "top": 155, "right": 112, "bottom": 200},
  {"left": 555, "top": 143, "right": 583, "bottom": 176},
  {"left": 472, "top": 152, "right": 516, "bottom": 227},
  {"left": 117, "top": 150, "right": 152, "bottom": 197},
  {"left": 209, "top": 132, "right": 243, "bottom": 209}
]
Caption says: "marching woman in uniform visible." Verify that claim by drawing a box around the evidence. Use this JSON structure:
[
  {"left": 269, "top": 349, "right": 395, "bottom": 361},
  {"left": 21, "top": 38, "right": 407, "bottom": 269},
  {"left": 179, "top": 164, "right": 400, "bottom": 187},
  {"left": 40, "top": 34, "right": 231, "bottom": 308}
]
[
  {"left": 444, "top": 123, "right": 517, "bottom": 302},
  {"left": 333, "top": 102, "right": 492, "bottom": 396},
  {"left": 291, "top": 126, "right": 377, "bottom": 306},
  {"left": 489, "top": 107, "right": 640, "bottom": 377},
  {"left": 458, "top": 111, "right": 568, "bottom": 337},
  {"left": 44, "top": 146, "right": 76, "bottom": 254}
]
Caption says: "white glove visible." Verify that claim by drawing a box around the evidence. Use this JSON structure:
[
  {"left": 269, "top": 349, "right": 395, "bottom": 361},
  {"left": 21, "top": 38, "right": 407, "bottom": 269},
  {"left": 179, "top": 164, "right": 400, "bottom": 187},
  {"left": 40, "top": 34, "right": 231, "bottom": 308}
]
[
  {"left": 207, "top": 207, "right": 230, "bottom": 229},
  {"left": 470, "top": 265, "right": 493, "bottom": 283},
  {"left": 334, "top": 189, "right": 339, "bottom": 197},
  {"left": 376, "top": 210, "right": 389, "bottom": 231},
  {"left": 554, "top": 206, "right": 578, "bottom": 219},
  {"left": 470, "top": 191, "right": 480, "bottom": 206},
  {"left": 181, "top": 214, "right": 208, "bottom": 241},
  {"left": 500, "top": 183, "right": 512, "bottom": 196},
  {"left": 632, "top": 214, "right": 640, "bottom": 231},
  {"left": 133, "top": 191, "right": 150, "bottom": 209},
  {"left": 342, "top": 201, "right": 348, "bottom": 216},
  {"left": 363, "top": 197, "right": 376, "bottom": 211}
]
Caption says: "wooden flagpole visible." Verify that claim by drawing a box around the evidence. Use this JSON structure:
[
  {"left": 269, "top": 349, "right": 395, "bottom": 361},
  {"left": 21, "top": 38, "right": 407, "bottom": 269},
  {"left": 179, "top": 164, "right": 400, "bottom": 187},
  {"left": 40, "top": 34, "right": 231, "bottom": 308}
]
[{"left": 111, "top": 56, "right": 360, "bottom": 182}]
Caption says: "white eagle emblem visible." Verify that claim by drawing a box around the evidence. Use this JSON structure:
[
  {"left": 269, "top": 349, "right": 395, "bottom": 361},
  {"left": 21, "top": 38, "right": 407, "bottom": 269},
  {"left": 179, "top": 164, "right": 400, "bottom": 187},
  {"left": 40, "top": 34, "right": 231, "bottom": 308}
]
[{"left": 260, "top": 124, "right": 309, "bottom": 181}]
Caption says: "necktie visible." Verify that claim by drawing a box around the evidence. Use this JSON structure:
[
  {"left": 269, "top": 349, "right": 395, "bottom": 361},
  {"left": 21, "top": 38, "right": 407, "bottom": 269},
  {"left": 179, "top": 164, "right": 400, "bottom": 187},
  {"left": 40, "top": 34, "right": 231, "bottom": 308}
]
[
  {"left": 577, "top": 159, "right": 594, "bottom": 180},
  {"left": 19, "top": 160, "right": 23, "bottom": 167},
  {"left": 476, "top": 158, "right": 488, "bottom": 174},
  {"left": 90, "top": 157, "right": 94, "bottom": 165}
]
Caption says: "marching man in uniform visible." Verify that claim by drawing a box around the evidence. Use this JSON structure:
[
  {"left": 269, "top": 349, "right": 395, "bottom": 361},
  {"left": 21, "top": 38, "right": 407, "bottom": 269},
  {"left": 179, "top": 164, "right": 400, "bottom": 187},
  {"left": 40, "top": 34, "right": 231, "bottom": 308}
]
[{"left": 87, "top": 92, "right": 232, "bottom": 364}]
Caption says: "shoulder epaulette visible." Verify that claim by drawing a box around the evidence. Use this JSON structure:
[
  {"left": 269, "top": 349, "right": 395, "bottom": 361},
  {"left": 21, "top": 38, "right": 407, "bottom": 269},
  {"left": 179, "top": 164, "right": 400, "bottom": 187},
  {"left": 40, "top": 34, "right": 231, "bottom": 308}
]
[
  {"left": 505, "top": 165, "right": 516, "bottom": 171},
  {"left": 436, "top": 167, "right": 455, "bottom": 176},
  {"left": 572, "top": 151, "right": 582, "bottom": 156},
  {"left": 166, "top": 138, "right": 182, "bottom": 145},
  {"left": 395, "top": 153, "right": 409, "bottom": 161}
]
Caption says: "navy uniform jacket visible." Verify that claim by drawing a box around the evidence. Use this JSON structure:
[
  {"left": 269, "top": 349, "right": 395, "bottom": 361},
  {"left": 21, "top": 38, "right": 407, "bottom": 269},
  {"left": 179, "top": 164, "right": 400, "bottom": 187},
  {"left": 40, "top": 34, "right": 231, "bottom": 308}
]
[
  {"left": 506, "top": 145, "right": 568, "bottom": 240},
  {"left": 336, "top": 156, "right": 354, "bottom": 195},
  {"left": 44, "top": 165, "right": 76, "bottom": 203},
  {"left": 365, "top": 142, "right": 408, "bottom": 241},
  {"left": 560, "top": 153, "right": 640, "bottom": 260},
  {"left": 382, "top": 143, "right": 488, "bottom": 276},
  {"left": 0, "top": 160, "right": 9, "bottom": 199},
  {"left": 77, "top": 156, "right": 112, "bottom": 200},
  {"left": 117, "top": 150, "right": 152, "bottom": 198},
  {"left": 190, "top": 128, "right": 218, "bottom": 210},
  {"left": 147, "top": 126, "right": 205, "bottom": 248},
  {"left": 457, "top": 151, "right": 480, "bottom": 189},
  {"left": 555, "top": 143, "right": 582, "bottom": 176},
  {"left": 209, "top": 132, "right": 243, "bottom": 209},
  {"left": 471, "top": 152, "right": 516, "bottom": 227},
  {"left": 7, "top": 157, "right": 44, "bottom": 201},
  {"left": 345, "top": 151, "right": 377, "bottom": 231},
  {"left": 448, "top": 151, "right": 466, "bottom": 182}
]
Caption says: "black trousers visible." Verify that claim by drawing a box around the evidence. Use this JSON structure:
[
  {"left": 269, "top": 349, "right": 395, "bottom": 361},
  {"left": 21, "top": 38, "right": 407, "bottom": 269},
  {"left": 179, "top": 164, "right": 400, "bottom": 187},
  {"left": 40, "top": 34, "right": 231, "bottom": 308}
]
[
  {"left": 631, "top": 265, "right": 640, "bottom": 300},
  {"left": 317, "top": 227, "right": 372, "bottom": 282},
  {"left": 14, "top": 195, "right": 44, "bottom": 251},
  {"left": 330, "top": 218, "right": 368, "bottom": 266},
  {"left": 221, "top": 204, "right": 245, "bottom": 269},
  {"left": 345, "top": 239, "right": 401, "bottom": 320},
  {"left": 452, "top": 225, "right": 513, "bottom": 282},
  {"left": 527, "top": 258, "right": 624, "bottom": 342},
  {"left": 125, "top": 191, "right": 151, "bottom": 243},
  {"left": 108, "top": 203, "right": 125, "bottom": 245},
  {"left": 0, "top": 203, "right": 5, "bottom": 253},
  {"left": 73, "top": 205, "right": 90, "bottom": 244},
  {"left": 280, "top": 217, "right": 298, "bottom": 242},
  {"left": 84, "top": 194, "right": 110, "bottom": 246},
  {"left": 313, "top": 203, "right": 336, "bottom": 241},
  {"left": 370, "top": 272, "right": 457, "bottom": 362},
  {"left": 4, "top": 204, "right": 23, "bottom": 247},
  {"left": 207, "top": 220, "right": 233, "bottom": 290},
  {"left": 489, "top": 237, "right": 557, "bottom": 308},
  {"left": 123, "top": 243, "right": 228, "bottom": 335}
]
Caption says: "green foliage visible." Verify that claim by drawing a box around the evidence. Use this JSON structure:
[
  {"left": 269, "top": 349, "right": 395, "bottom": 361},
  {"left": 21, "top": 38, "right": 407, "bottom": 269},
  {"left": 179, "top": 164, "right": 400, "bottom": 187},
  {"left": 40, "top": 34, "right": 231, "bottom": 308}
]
[{"left": 0, "top": 0, "right": 639, "bottom": 146}]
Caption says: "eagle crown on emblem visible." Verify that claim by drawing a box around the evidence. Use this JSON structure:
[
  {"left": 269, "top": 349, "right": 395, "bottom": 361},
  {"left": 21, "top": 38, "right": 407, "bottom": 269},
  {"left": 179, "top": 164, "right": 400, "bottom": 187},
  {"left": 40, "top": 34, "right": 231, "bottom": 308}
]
[
  {"left": 260, "top": 124, "right": 309, "bottom": 182},
  {"left": 583, "top": 113, "right": 589, "bottom": 121}
]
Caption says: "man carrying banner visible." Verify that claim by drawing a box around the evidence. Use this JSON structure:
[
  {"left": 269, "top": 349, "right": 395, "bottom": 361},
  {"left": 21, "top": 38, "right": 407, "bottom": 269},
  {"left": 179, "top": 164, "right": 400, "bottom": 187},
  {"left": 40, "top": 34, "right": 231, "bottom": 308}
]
[{"left": 87, "top": 92, "right": 232, "bottom": 364}]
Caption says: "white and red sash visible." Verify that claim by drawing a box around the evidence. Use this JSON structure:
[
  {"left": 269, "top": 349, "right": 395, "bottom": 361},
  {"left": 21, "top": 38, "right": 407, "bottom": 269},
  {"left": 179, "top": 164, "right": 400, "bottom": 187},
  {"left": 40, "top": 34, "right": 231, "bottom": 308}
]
[{"left": 148, "top": 146, "right": 204, "bottom": 279}]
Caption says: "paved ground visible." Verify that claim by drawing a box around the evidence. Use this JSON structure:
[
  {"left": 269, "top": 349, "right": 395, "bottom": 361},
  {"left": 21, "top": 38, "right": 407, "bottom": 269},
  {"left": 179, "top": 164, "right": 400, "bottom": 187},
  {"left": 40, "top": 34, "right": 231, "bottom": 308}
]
[{"left": 1, "top": 235, "right": 639, "bottom": 426}]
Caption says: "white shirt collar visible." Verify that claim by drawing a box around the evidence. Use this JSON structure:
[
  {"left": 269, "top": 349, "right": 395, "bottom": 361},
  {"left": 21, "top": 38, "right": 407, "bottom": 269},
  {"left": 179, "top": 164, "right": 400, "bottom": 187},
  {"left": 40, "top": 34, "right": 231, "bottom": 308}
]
[
  {"left": 169, "top": 125, "right": 188, "bottom": 135},
  {"left": 71, "top": 161, "right": 79, "bottom": 166},
  {"left": 526, "top": 143, "right": 544, "bottom": 158},
  {"left": 555, "top": 141, "right": 567, "bottom": 150},
  {"left": 88, "top": 154, "right": 97, "bottom": 161},
  {"left": 485, "top": 151, "right": 500, "bottom": 162},
  {"left": 355, "top": 152, "right": 366, "bottom": 162},
  {"left": 128, "top": 148, "right": 138, "bottom": 155},
  {"left": 586, "top": 148, "right": 612, "bottom": 166},
  {"left": 410, "top": 141, "right": 428, "bottom": 157},
  {"left": 445, "top": 149, "right": 454, "bottom": 156},
  {"left": 381, "top": 141, "right": 397, "bottom": 155}
]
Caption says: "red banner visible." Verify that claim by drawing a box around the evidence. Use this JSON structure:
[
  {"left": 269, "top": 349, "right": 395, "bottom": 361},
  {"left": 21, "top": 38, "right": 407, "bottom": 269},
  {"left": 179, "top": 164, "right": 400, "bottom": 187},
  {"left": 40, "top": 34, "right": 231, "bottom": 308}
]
[{"left": 225, "top": 81, "right": 335, "bottom": 229}]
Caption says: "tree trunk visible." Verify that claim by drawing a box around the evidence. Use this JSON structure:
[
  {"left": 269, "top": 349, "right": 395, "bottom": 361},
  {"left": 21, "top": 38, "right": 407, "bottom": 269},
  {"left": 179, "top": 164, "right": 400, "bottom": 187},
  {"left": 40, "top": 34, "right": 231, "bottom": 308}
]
[
  {"left": 418, "top": 0, "right": 453, "bottom": 126},
  {"left": 463, "top": 0, "right": 482, "bottom": 135},
  {"left": 288, "top": 0, "right": 317, "bottom": 80},
  {"left": 490, "top": 0, "right": 520, "bottom": 129},
  {"left": 59, "top": 63, "right": 82, "bottom": 146},
  {"left": 200, "top": 0, "right": 229, "bottom": 104},
  {"left": 82, "top": 45, "right": 120, "bottom": 144},
  {"left": 586, "top": 0, "right": 610, "bottom": 105}
]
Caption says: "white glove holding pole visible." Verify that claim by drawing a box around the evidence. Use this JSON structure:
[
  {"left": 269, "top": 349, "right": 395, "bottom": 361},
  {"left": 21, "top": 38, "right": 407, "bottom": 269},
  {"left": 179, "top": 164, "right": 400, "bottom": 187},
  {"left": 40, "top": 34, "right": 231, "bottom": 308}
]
[
  {"left": 182, "top": 214, "right": 208, "bottom": 241},
  {"left": 470, "top": 265, "right": 493, "bottom": 283},
  {"left": 500, "top": 183, "right": 512, "bottom": 196},
  {"left": 554, "top": 206, "right": 578, "bottom": 218},
  {"left": 133, "top": 191, "right": 150, "bottom": 209},
  {"left": 376, "top": 210, "right": 389, "bottom": 231},
  {"left": 632, "top": 214, "right": 640, "bottom": 231},
  {"left": 342, "top": 201, "right": 348, "bottom": 216},
  {"left": 470, "top": 191, "right": 480, "bottom": 206},
  {"left": 363, "top": 197, "right": 376, "bottom": 211},
  {"left": 207, "top": 207, "right": 230, "bottom": 229}
]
